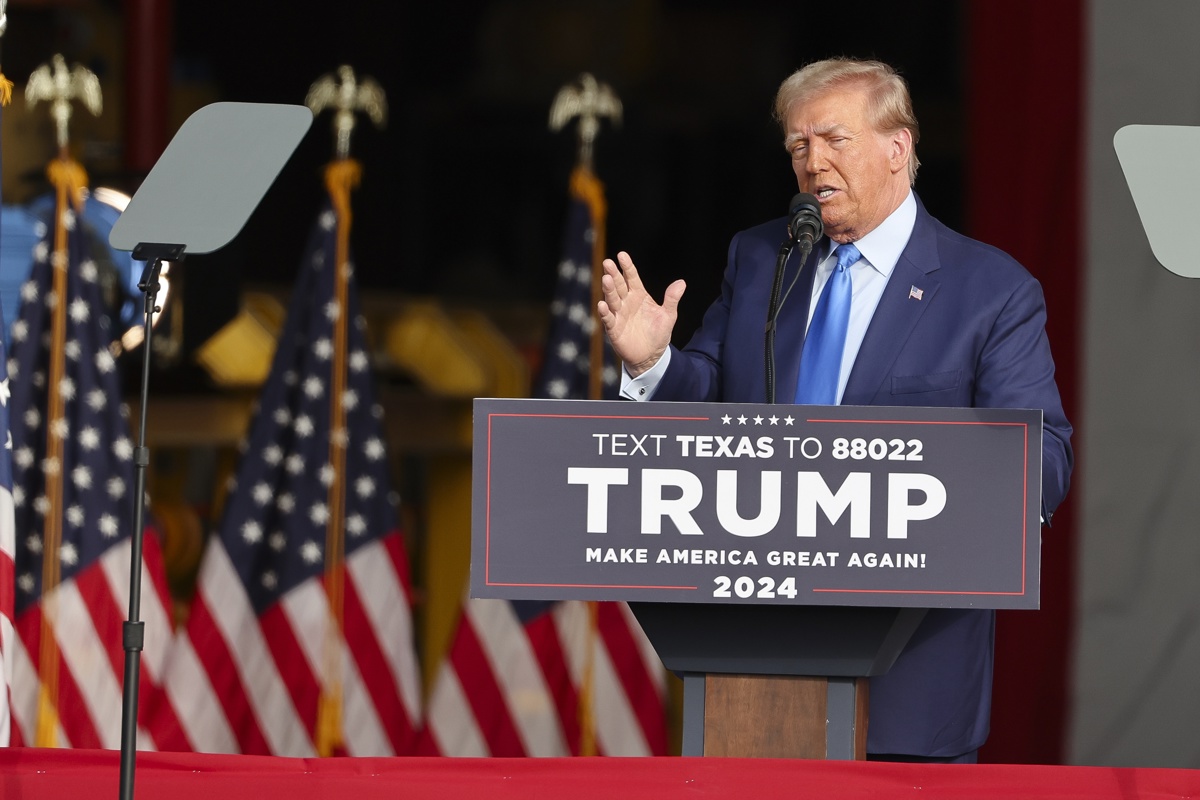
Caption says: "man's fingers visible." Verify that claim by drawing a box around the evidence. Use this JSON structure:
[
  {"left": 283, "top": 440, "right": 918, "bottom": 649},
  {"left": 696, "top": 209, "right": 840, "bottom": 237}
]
[
  {"left": 602, "top": 256, "right": 629, "bottom": 297},
  {"left": 600, "top": 271, "right": 623, "bottom": 316},
  {"left": 615, "top": 251, "right": 644, "bottom": 292}
]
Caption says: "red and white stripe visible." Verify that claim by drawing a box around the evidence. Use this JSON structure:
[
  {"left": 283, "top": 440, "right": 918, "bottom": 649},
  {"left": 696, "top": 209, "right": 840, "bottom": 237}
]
[
  {"left": 159, "top": 531, "right": 420, "bottom": 756},
  {"left": 421, "top": 598, "right": 667, "bottom": 757},
  {"left": 0, "top": 484, "right": 14, "bottom": 746},
  {"left": 8, "top": 534, "right": 180, "bottom": 749}
]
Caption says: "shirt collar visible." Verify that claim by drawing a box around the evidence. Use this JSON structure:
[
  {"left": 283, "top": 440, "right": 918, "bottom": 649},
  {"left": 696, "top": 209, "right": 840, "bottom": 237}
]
[{"left": 819, "top": 189, "right": 917, "bottom": 278}]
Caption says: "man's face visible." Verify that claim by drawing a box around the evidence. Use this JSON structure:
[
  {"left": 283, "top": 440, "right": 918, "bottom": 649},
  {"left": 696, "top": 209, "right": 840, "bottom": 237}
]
[{"left": 785, "top": 87, "right": 911, "bottom": 244}]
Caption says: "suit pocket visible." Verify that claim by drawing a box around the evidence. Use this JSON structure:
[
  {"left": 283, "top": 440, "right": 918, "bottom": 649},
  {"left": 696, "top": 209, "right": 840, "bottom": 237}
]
[{"left": 890, "top": 370, "right": 962, "bottom": 395}]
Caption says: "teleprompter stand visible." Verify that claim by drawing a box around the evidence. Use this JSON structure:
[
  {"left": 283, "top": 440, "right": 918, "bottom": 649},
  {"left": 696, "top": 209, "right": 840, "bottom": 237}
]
[{"left": 108, "top": 101, "right": 312, "bottom": 800}]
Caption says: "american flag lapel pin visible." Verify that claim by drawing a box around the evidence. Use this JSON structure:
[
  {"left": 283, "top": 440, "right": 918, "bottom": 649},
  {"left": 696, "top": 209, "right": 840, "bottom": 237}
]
[{"left": 908, "top": 285, "right": 924, "bottom": 301}]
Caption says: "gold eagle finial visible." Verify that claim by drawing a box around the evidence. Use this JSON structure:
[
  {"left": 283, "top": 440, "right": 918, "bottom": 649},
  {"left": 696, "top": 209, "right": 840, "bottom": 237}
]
[
  {"left": 25, "top": 54, "right": 102, "bottom": 151},
  {"left": 549, "top": 73, "right": 622, "bottom": 169},
  {"left": 305, "top": 64, "right": 387, "bottom": 159}
]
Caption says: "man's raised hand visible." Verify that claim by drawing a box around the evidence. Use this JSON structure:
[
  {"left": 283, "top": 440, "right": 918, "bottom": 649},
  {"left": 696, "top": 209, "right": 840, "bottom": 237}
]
[{"left": 597, "top": 251, "right": 686, "bottom": 378}]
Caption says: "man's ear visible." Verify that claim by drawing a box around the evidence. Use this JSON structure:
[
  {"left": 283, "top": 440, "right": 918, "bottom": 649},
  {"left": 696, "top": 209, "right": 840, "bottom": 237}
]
[{"left": 890, "top": 128, "right": 914, "bottom": 174}]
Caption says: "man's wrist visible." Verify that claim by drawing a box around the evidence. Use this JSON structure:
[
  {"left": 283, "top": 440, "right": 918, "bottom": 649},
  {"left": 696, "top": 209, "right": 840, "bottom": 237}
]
[
  {"left": 620, "top": 348, "right": 671, "bottom": 400},
  {"left": 625, "top": 350, "right": 666, "bottom": 378}
]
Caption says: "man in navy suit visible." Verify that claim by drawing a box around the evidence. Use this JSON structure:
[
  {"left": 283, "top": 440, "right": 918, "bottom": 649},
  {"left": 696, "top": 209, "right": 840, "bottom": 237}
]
[{"left": 597, "top": 57, "right": 1073, "bottom": 763}]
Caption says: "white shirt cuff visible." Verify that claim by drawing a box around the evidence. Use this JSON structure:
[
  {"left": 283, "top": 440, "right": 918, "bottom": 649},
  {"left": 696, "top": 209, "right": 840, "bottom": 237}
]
[{"left": 619, "top": 349, "right": 672, "bottom": 401}]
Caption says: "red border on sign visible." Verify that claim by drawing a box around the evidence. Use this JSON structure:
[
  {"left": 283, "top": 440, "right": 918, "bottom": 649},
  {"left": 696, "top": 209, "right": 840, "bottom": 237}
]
[{"left": 484, "top": 412, "right": 1034, "bottom": 599}]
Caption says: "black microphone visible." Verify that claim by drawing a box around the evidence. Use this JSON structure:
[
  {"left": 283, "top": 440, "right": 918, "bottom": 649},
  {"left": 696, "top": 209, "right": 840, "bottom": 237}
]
[{"left": 788, "top": 192, "right": 824, "bottom": 245}]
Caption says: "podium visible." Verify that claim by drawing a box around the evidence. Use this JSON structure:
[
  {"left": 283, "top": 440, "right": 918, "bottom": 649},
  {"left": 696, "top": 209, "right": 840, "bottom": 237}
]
[
  {"left": 472, "top": 398, "right": 1042, "bottom": 759},
  {"left": 630, "top": 603, "right": 924, "bottom": 758}
]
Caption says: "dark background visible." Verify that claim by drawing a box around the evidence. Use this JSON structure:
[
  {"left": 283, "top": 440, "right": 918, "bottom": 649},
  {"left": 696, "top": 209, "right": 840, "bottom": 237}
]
[
  {"left": 6, "top": 0, "right": 966, "bottom": 361},
  {"left": 2, "top": 0, "right": 1083, "bottom": 767}
]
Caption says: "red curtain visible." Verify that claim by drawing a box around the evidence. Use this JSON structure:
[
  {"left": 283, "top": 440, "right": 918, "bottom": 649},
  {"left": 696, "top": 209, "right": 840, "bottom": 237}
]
[{"left": 966, "top": 0, "right": 1085, "bottom": 765}]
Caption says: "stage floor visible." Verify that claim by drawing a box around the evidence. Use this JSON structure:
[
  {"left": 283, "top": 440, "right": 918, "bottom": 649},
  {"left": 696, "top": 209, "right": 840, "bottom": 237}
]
[{"left": 2, "top": 747, "right": 1199, "bottom": 799}]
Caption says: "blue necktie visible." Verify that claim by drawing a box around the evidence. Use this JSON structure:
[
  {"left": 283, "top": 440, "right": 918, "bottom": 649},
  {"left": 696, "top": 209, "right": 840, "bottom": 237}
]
[{"left": 794, "top": 243, "right": 861, "bottom": 405}]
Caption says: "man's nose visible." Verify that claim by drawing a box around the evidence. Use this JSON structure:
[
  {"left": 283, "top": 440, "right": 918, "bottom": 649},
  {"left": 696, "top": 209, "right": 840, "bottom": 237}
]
[{"left": 806, "top": 142, "right": 829, "bottom": 172}]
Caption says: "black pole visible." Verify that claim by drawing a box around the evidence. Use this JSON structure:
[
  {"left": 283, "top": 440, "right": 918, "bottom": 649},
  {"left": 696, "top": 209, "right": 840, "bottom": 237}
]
[
  {"left": 119, "top": 242, "right": 183, "bottom": 800},
  {"left": 764, "top": 235, "right": 817, "bottom": 405},
  {"left": 764, "top": 239, "right": 794, "bottom": 405}
]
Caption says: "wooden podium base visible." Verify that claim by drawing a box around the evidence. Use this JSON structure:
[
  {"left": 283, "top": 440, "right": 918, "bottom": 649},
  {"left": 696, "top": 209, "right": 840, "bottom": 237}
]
[
  {"left": 628, "top": 603, "right": 922, "bottom": 760},
  {"left": 689, "top": 674, "right": 869, "bottom": 759}
]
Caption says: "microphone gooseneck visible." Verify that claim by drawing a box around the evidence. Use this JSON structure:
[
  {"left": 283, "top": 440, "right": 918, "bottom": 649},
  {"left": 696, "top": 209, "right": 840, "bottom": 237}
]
[{"left": 765, "top": 193, "right": 824, "bottom": 404}]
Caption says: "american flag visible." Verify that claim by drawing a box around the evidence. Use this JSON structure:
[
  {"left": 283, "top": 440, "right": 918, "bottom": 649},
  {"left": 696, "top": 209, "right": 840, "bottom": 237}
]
[
  {"left": 0, "top": 302, "right": 15, "bottom": 749},
  {"left": 533, "top": 167, "right": 620, "bottom": 402},
  {"left": 419, "top": 166, "right": 669, "bottom": 757},
  {"left": 157, "top": 201, "right": 422, "bottom": 756},
  {"left": 1, "top": 63, "right": 16, "bottom": 747},
  {"left": 5, "top": 192, "right": 179, "bottom": 748}
]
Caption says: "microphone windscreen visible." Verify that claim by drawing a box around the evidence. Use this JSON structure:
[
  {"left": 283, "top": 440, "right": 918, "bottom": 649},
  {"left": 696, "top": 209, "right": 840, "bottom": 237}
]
[
  {"left": 788, "top": 192, "right": 823, "bottom": 241},
  {"left": 789, "top": 192, "right": 821, "bottom": 216}
]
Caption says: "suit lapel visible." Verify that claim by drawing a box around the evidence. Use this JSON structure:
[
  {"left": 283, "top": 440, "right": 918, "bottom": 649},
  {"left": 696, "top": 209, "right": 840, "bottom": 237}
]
[{"left": 842, "top": 205, "right": 942, "bottom": 404}]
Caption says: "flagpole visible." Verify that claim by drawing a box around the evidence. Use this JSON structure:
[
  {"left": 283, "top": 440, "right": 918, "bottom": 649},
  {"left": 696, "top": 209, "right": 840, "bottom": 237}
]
[
  {"left": 35, "top": 149, "right": 72, "bottom": 748},
  {"left": 550, "top": 73, "right": 622, "bottom": 756},
  {"left": 581, "top": 166, "right": 608, "bottom": 403},
  {"left": 305, "top": 65, "right": 386, "bottom": 757},
  {"left": 316, "top": 157, "right": 358, "bottom": 756},
  {"left": 25, "top": 53, "right": 103, "bottom": 750}
]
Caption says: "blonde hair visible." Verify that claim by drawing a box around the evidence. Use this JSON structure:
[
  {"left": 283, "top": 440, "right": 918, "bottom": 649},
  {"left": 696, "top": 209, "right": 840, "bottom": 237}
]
[{"left": 773, "top": 58, "right": 921, "bottom": 184}]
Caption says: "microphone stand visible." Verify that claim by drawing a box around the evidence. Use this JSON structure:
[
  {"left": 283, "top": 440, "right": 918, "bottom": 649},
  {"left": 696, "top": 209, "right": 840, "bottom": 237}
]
[
  {"left": 763, "top": 235, "right": 815, "bottom": 403},
  {"left": 119, "top": 241, "right": 183, "bottom": 800}
]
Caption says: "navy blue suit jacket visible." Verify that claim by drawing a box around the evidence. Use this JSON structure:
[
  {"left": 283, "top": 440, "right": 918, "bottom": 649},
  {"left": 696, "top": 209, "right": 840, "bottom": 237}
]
[{"left": 652, "top": 196, "right": 1073, "bottom": 757}]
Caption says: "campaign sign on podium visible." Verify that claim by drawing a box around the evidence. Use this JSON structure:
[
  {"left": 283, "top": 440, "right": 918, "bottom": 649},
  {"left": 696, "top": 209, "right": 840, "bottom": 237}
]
[{"left": 472, "top": 398, "right": 1042, "bottom": 610}]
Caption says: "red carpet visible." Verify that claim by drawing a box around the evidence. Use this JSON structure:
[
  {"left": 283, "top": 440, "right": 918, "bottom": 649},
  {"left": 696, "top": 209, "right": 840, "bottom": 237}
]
[{"left": 2, "top": 748, "right": 1198, "bottom": 800}]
